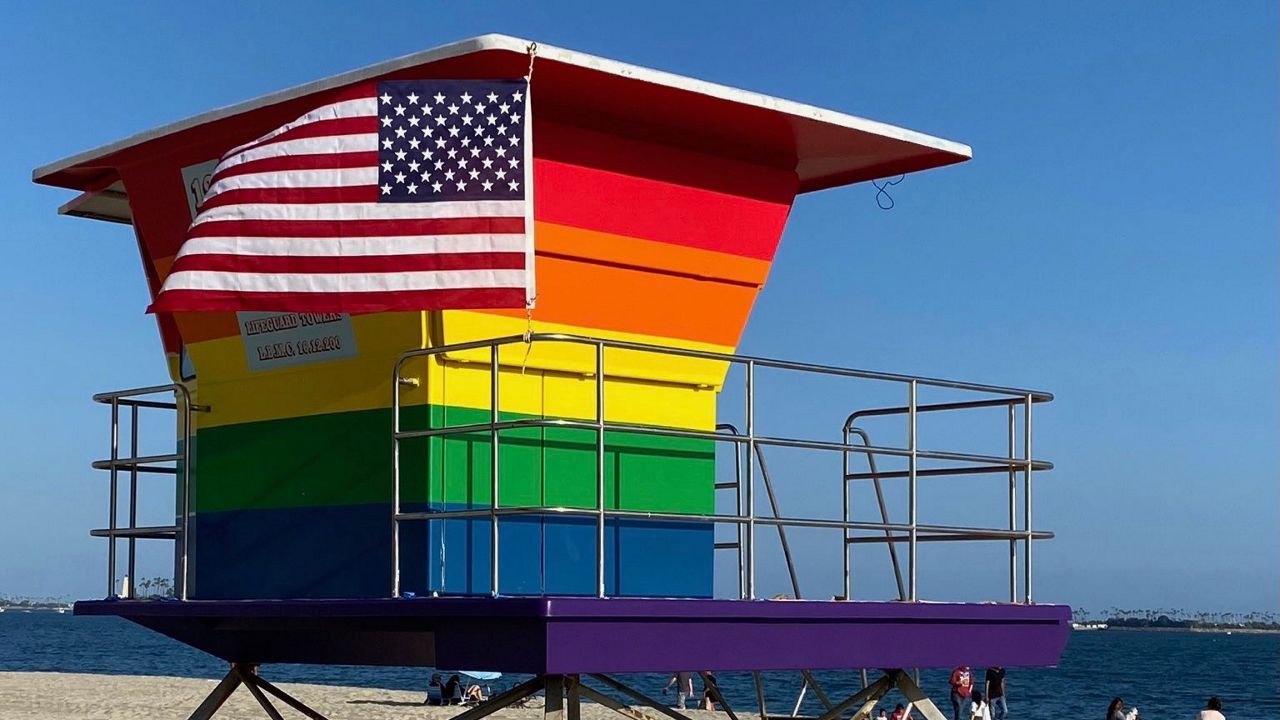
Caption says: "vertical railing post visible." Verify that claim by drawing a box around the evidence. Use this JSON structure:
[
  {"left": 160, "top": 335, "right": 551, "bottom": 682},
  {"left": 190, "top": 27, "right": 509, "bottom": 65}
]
[
  {"left": 1023, "top": 393, "right": 1034, "bottom": 604},
  {"left": 732, "top": 437, "right": 744, "bottom": 599},
  {"left": 744, "top": 360, "right": 756, "bottom": 600},
  {"left": 127, "top": 403, "right": 139, "bottom": 599},
  {"left": 179, "top": 390, "right": 191, "bottom": 601},
  {"left": 595, "top": 342, "right": 607, "bottom": 598},
  {"left": 1007, "top": 402, "right": 1017, "bottom": 603},
  {"left": 108, "top": 398, "right": 119, "bottom": 598},
  {"left": 391, "top": 362, "right": 402, "bottom": 598},
  {"left": 490, "top": 347, "right": 501, "bottom": 597},
  {"left": 907, "top": 380, "right": 918, "bottom": 602},
  {"left": 842, "top": 426, "right": 851, "bottom": 601}
]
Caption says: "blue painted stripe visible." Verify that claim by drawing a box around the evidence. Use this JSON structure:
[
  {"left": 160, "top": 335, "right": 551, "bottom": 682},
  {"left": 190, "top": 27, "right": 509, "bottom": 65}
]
[{"left": 192, "top": 503, "right": 712, "bottom": 599}]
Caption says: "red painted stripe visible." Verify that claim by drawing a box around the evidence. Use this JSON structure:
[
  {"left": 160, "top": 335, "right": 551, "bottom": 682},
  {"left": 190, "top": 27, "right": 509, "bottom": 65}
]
[
  {"left": 533, "top": 158, "right": 792, "bottom": 261},
  {"left": 168, "top": 251, "right": 526, "bottom": 275},
  {"left": 200, "top": 185, "right": 379, "bottom": 210},
  {"left": 187, "top": 216, "right": 525, "bottom": 238},
  {"left": 150, "top": 287, "right": 526, "bottom": 314}
]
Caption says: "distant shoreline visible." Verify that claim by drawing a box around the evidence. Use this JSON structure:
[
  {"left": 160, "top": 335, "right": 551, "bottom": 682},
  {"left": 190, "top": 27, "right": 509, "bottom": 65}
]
[{"left": 1079, "top": 626, "right": 1280, "bottom": 635}]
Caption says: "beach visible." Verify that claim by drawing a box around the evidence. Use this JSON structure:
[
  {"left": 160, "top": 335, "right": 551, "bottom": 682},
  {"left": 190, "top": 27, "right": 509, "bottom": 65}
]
[{"left": 0, "top": 672, "right": 732, "bottom": 720}]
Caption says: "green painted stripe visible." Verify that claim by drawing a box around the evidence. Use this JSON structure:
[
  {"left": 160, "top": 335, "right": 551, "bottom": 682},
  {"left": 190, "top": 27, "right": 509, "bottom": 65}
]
[{"left": 194, "top": 405, "right": 713, "bottom": 515}]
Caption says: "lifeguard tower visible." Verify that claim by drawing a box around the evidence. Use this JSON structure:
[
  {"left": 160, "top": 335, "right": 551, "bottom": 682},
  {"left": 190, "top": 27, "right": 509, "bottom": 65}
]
[{"left": 36, "top": 35, "right": 1068, "bottom": 720}]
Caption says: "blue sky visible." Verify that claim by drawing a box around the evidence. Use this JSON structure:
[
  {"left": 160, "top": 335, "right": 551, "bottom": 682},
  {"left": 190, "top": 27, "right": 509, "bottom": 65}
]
[{"left": 1, "top": 2, "right": 1275, "bottom": 613}]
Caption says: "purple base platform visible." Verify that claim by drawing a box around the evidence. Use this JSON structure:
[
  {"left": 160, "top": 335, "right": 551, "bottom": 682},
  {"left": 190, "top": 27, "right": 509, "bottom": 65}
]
[{"left": 75, "top": 597, "right": 1070, "bottom": 673}]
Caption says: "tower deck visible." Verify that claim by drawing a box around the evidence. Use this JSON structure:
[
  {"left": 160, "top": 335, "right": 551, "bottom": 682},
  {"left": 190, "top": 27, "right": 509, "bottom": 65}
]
[{"left": 75, "top": 596, "right": 1070, "bottom": 673}]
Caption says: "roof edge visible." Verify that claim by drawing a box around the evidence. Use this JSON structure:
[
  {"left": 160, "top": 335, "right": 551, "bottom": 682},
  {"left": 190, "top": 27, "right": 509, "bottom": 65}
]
[{"left": 34, "top": 33, "right": 971, "bottom": 187}]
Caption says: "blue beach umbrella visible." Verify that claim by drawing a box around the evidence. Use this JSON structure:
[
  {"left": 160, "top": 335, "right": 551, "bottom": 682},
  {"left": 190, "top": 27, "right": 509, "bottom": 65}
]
[{"left": 460, "top": 671, "right": 503, "bottom": 681}]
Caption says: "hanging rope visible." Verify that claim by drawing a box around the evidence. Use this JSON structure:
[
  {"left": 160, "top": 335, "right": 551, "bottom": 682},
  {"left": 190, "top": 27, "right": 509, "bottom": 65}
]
[
  {"left": 525, "top": 42, "right": 538, "bottom": 81},
  {"left": 873, "top": 174, "right": 906, "bottom": 210},
  {"left": 519, "top": 42, "right": 539, "bottom": 375}
]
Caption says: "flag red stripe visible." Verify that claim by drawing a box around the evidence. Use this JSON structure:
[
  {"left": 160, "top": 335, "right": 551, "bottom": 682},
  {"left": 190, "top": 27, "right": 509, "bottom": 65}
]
[
  {"left": 149, "top": 287, "right": 527, "bottom": 313},
  {"left": 200, "top": 185, "right": 380, "bottom": 210},
  {"left": 169, "top": 251, "right": 526, "bottom": 275},
  {"left": 228, "top": 117, "right": 380, "bottom": 158},
  {"left": 210, "top": 152, "right": 380, "bottom": 185},
  {"left": 188, "top": 216, "right": 525, "bottom": 239}
]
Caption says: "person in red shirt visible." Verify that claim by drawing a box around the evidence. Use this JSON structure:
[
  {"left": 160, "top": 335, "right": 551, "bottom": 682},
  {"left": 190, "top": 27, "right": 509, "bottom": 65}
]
[{"left": 949, "top": 665, "right": 973, "bottom": 720}]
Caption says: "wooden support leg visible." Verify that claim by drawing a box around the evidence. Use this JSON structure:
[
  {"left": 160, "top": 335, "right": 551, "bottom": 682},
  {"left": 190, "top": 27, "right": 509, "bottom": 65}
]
[
  {"left": 567, "top": 675, "right": 582, "bottom": 720},
  {"left": 236, "top": 666, "right": 285, "bottom": 720},
  {"left": 187, "top": 665, "right": 244, "bottom": 720},
  {"left": 450, "top": 676, "right": 546, "bottom": 720},
  {"left": 546, "top": 675, "right": 565, "bottom": 720},
  {"left": 815, "top": 674, "right": 894, "bottom": 720},
  {"left": 892, "top": 670, "right": 947, "bottom": 720},
  {"left": 699, "top": 672, "right": 738, "bottom": 720},
  {"left": 251, "top": 675, "right": 333, "bottom": 720},
  {"left": 589, "top": 673, "right": 695, "bottom": 720},
  {"left": 576, "top": 683, "right": 654, "bottom": 720},
  {"left": 801, "top": 670, "right": 835, "bottom": 711}
]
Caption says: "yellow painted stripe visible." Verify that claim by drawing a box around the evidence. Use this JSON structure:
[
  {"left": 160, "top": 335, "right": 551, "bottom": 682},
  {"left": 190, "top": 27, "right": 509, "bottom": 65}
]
[
  {"left": 187, "top": 312, "right": 423, "bottom": 429},
  {"left": 188, "top": 310, "right": 719, "bottom": 430},
  {"left": 438, "top": 311, "right": 733, "bottom": 388}
]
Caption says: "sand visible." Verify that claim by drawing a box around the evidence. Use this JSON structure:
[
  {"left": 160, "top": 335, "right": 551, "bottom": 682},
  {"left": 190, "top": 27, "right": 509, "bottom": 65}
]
[{"left": 0, "top": 672, "right": 742, "bottom": 720}]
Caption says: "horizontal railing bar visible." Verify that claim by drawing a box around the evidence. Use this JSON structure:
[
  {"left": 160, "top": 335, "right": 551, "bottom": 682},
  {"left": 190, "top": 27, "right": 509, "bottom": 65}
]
[
  {"left": 90, "top": 526, "right": 178, "bottom": 539},
  {"left": 714, "top": 482, "right": 739, "bottom": 489},
  {"left": 396, "top": 417, "right": 1052, "bottom": 470},
  {"left": 92, "top": 454, "right": 183, "bottom": 469},
  {"left": 396, "top": 507, "right": 1048, "bottom": 540},
  {"left": 110, "top": 465, "right": 178, "bottom": 475},
  {"left": 111, "top": 399, "right": 178, "bottom": 410},
  {"left": 846, "top": 530, "right": 1055, "bottom": 543},
  {"left": 93, "top": 384, "right": 188, "bottom": 402},
  {"left": 844, "top": 396, "right": 1051, "bottom": 429},
  {"left": 395, "top": 333, "right": 1053, "bottom": 401},
  {"left": 845, "top": 462, "right": 1052, "bottom": 481},
  {"left": 714, "top": 542, "right": 741, "bottom": 550}
]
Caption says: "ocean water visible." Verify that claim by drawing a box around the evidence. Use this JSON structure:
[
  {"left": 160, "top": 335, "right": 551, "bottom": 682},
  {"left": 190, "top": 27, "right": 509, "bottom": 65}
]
[{"left": 0, "top": 611, "right": 1276, "bottom": 720}]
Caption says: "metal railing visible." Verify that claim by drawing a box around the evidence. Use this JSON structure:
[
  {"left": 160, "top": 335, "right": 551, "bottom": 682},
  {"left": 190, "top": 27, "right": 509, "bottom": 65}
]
[
  {"left": 392, "top": 333, "right": 1055, "bottom": 601},
  {"left": 90, "top": 384, "right": 205, "bottom": 600},
  {"left": 842, "top": 394, "right": 1052, "bottom": 604}
]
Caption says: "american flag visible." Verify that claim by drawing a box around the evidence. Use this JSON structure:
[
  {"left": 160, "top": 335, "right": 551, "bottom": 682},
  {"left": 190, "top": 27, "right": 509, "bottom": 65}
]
[{"left": 149, "top": 79, "right": 533, "bottom": 313}]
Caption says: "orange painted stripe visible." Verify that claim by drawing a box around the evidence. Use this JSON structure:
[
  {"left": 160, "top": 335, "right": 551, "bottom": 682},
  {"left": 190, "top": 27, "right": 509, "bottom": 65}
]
[
  {"left": 535, "top": 221, "right": 770, "bottom": 287},
  {"left": 483, "top": 254, "right": 757, "bottom": 347},
  {"left": 162, "top": 219, "right": 771, "bottom": 346}
]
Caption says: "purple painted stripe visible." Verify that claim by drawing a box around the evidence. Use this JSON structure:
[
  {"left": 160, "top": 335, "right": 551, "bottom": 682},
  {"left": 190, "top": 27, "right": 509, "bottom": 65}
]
[{"left": 77, "top": 597, "right": 1070, "bottom": 672}]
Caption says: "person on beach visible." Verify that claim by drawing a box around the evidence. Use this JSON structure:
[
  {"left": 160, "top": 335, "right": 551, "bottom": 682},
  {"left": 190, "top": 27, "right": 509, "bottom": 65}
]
[
  {"left": 891, "top": 702, "right": 912, "bottom": 720},
  {"left": 877, "top": 710, "right": 889, "bottom": 720},
  {"left": 968, "top": 691, "right": 991, "bottom": 720},
  {"left": 1106, "top": 697, "right": 1139, "bottom": 720},
  {"left": 1198, "top": 697, "right": 1226, "bottom": 720},
  {"left": 698, "top": 672, "right": 719, "bottom": 711},
  {"left": 443, "top": 674, "right": 464, "bottom": 705},
  {"left": 949, "top": 665, "right": 974, "bottom": 720},
  {"left": 664, "top": 671, "right": 695, "bottom": 710},
  {"left": 424, "top": 673, "right": 444, "bottom": 705},
  {"left": 983, "top": 666, "right": 1007, "bottom": 720}
]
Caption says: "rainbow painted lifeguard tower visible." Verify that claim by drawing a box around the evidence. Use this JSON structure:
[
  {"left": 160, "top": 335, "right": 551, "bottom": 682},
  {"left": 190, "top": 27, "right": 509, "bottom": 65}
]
[{"left": 37, "top": 35, "right": 1067, "bottom": 720}]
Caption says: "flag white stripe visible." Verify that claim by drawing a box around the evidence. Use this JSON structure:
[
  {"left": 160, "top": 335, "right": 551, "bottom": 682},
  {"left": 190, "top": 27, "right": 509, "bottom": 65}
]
[
  {"left": 221, "top": 98, "right": 378, "bottom": 158},
  {"left": 214, "top": 134, "right": 379, "bottom": 175},
  {"left": 191, "top": 200, "right": 525, "bottom": 226},
  {"left": 160, "top": 269, "right": 528, "bottom": 293},
  {"left": 205, "top": 168, "right": 379, "bottom": 201},
  {"left": 175, "top": 234, "right": 528, "bottom": 258}
]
